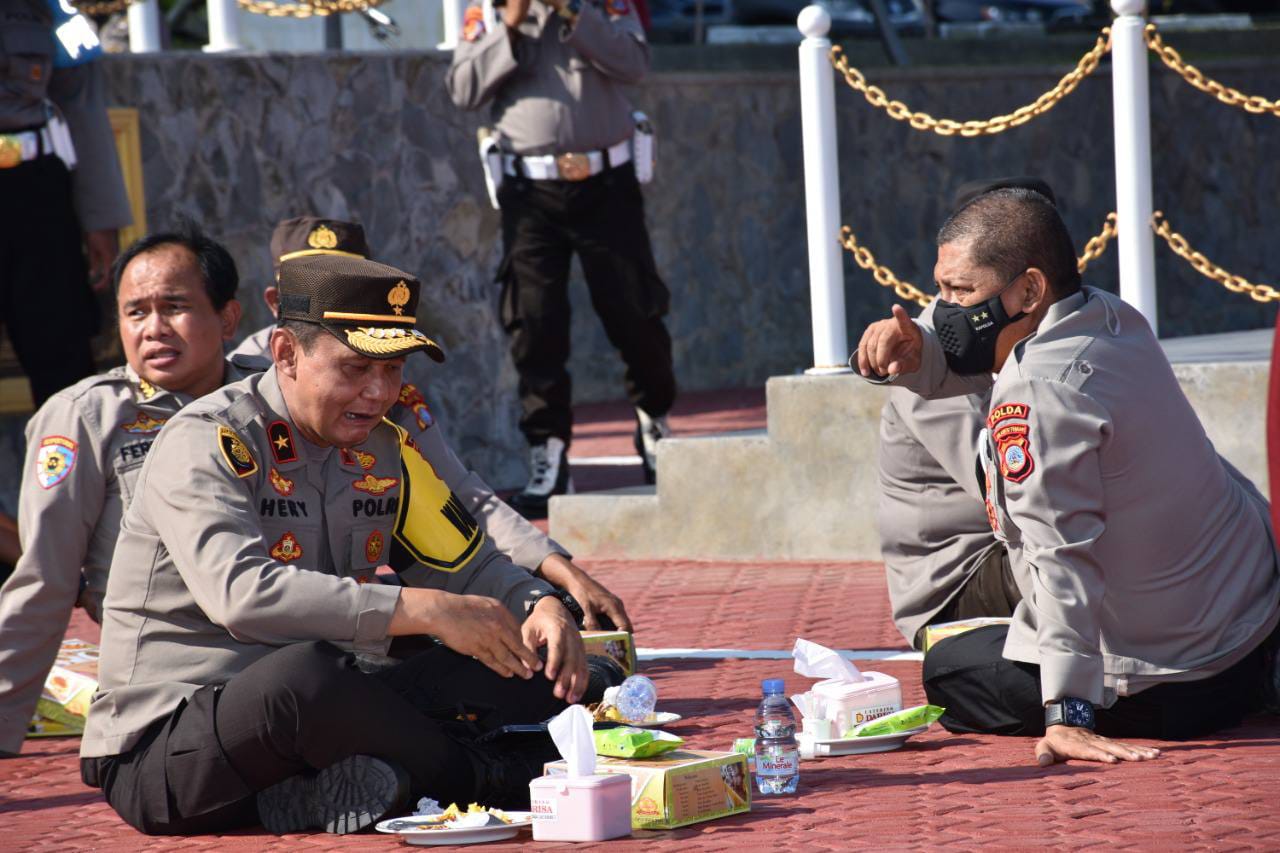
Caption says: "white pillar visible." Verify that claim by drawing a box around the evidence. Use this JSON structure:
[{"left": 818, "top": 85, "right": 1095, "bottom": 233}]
[
  {"left": 439, "top": 0, "right": 467, "bottom": 49},
  {"left": 127, "top": 0, "right": 163, "bottom": 53},
  {"left": 1110, "top": 0, "right": 1158, "bottom": 335},
  {"left": 797, "top": 6, "right": 850, "bottom": 374},
  {"left": 205, "top": 0, "right": 244, "bottom": 52}
]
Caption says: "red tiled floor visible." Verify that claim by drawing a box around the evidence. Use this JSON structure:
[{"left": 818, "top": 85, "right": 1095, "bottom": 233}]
[{"left": 5, "top": 561, "right": 1280, "bottom": 850}]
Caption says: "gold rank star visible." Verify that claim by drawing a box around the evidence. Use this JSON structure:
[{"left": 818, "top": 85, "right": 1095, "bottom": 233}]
[{"left": 274, "top": 434, "right": 291, "bottom": 451}]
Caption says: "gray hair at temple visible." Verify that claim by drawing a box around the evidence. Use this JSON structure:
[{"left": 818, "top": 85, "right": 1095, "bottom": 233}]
[{"left": 936, "top": 187, "right": 1082, "bottom": 300}]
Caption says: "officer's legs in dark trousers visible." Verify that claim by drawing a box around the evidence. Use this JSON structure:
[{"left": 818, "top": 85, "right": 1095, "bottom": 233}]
[
  {"left": 572, "top": 165, "right": 676, "bottom": 420},
  {"left": 914, "top": 545, "right": 1021, "bottom": 648},
  {"left": 86, "top": 641, "right": 564, "bottom": 835},
  {"left": 499, "top": 178, "right": 575, "bottom": 448},
  {"left": 0, "top": 158, "right": 97, "bottom": 405},
  {"left": 923, "top": 624, "right": 1266, "bottom": 739}
]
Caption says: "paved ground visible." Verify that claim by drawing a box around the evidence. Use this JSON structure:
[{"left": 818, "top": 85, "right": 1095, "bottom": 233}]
[{"left": 3, "top": 388, "right": 1280, "bottom": 850}]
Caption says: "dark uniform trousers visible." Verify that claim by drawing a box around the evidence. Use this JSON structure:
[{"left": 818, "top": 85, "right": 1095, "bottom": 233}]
[
  {"left": 0, "top": 154, "right": 98, "bottom": 405},
  {"left": 914, "top": 546, "right": 1022, "bottom": 650},
  {"left": 498, "top": 162, "right": 676, "bottom": 447},
  {"left": 923, "top": 625, "right": 1265, "bottom": 741},
  {"left": 81, "top": 641, "right": 568, "bottom": 835}
]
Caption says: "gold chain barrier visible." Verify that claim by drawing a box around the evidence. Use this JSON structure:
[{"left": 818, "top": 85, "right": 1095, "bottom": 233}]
[
  {"left": 72, "top": 0, "right": 136, "bottom": 14},
  {"left": 839, "top": 213, "right": 1120, "bottom": 308},
  {"left": 828, "top": 29, "right": 1110, "bottom": 137},
  {"left": 1152, "top": 212, "right": 1280, "bottom": 304},
  {"left": 1145, "top": 24, "right": 1280, "bottom": 118},
  {"left": 237, "top": 0, "right": 385, "bottom": 18}
]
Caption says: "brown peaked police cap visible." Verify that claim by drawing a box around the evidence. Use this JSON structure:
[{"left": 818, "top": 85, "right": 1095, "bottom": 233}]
[
  {"left": 270, "top": 216, "right": 371, "bottom": 273},
  {"left": 277, "top": 255, "right": 445, "bottom": 363}
]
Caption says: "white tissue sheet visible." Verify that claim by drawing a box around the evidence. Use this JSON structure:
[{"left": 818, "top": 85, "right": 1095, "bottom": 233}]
[
  {"left": 792, "top": 638, "right": 864, "bottom": 683},
  {"left": 548, "top": 704, "right": 597, "bottom": 778}
]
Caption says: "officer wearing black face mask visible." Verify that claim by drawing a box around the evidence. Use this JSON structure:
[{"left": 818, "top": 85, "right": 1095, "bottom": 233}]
[{"left": 855, "top": 187, "right": 1280, "bottom": 775}]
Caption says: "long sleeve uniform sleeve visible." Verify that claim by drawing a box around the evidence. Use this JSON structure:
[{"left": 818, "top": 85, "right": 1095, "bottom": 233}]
[
  {"left": 446, "top": 9, "right": 521, "bottom": 111},
  {"left": 563, "top": 3, "right": 649, "bottom": 84},
  {"left": 47, "top": 61, "right": 132, "bottom": 232}
]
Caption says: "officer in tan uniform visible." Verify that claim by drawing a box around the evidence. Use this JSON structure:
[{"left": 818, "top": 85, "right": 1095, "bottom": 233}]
[
  {"left": 81, "top": 255, "right": 589, "bottom": 836},
  {"left": 0, "top": 226, "right": 243, "bottom": 757},
  {"left": 0, "top": 0, "right": 132, "bottom": 403},
  {"left": 447, "top": 0, "right": 677, "bottom": 513},
  {"left": 857, "top": 187, "right": 1280, "bottom": 766},
  {"left": 230, "top": 216, "right": 633, "bottom": 630}
]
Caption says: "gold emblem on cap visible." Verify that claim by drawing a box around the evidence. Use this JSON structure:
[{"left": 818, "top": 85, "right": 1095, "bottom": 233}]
[
  {"left": 388, "top": 281, "right": 412, "bottom": 316},
  {"left": 307, "top": 225, "right": 338, "bottom": 250}
]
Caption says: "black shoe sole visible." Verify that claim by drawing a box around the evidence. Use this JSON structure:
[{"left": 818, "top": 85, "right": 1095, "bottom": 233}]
[{"left": 256, "top": 755, "right": 409, "bottom": 835}]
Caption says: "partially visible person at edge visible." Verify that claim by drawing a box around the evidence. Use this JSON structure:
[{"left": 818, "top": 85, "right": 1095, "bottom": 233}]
[
  {"left": 1, "top": 1, "right": 133, "bottom": 404},
  {"left": 879, "top": 177, "right": 1062, "bottom": 651},
  {"left": 446, "top": 0, "right": 678, "bottom": 515},
  {"left": 80, "top": 256, "right": 593, "bottom": 836},
  {"left": 0, "top": 226, "right": 244, "bottom": 757},
  {"left": 229, "top": 216, "right": 631, "bottom": 631},
  {"left": 856, "top": 187, "right": 1280, "bottom": 767}
]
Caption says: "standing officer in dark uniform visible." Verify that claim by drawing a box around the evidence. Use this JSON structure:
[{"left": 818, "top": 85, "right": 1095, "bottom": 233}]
[
  {"left": 446, "top": 0, "right": 677, "bottom": 514},
  {"left": 0, "top": 1, "right": 132, "bottom": 404}
]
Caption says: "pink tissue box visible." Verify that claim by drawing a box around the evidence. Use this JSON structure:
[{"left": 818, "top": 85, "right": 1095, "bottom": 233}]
[{"left": 529, "top": 773, "right": 632, "bottom": 841}]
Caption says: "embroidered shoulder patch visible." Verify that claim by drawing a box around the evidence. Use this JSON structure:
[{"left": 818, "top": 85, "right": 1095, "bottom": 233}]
[
  {"left": 36, "top": 436, "right": 78, "bottom": 489},
  {"left": 217, "top": 426, "right": 259, "bottom": 479},
  {"left": 462, "top": 5, "right": 485, "bottom": 41},
  {"left": 994, "top": 422, "right": 1034, "bottom": 483},
  {"left": 270, "top": 531, "right": 303, "bottom": 563},
  {"left": 605, "top": 0, "right": 630, "bottom": 16},
  {"left": 987, "top": 402, "right": 1030, "bottom": 430},
  {"left": 398, "top": 383, "right": 434, "bottom": 431},
  {"left": 268, "top": 420, "right": 298, "bottom": 465}
]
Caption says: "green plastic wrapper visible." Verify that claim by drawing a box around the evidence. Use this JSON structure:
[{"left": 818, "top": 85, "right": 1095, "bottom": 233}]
[
  {"left": 593, "top": 726, "right": 683, "bottom": 758},
  {"left": 845, "top": 704, "right": 945, "bottom": 738}
]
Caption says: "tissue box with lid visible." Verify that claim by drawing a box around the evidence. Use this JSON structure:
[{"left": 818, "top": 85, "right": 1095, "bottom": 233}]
[{"left": 529, "top": 773, "right": 631, "bottom": 841}]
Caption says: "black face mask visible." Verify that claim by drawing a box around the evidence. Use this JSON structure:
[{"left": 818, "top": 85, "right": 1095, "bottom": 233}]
[{"left": 933, "top": 276, "right": 1027, "bottom": 375}]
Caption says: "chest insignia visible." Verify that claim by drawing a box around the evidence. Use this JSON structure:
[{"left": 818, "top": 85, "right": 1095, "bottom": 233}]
[
  {"left": 121, "top": 413, "right": 167, "bottom": 434},
  {"left": 270, "top": 532, "right": 304, "bottom": 563},
  {"left": 137, "top": 378, "right": 157, "bottom": 400},
  {"left": 398, "top": 383, "right": 434, "bottom": 431},
  {"left": 268, "top": 420, "right": 298, "bottom": 465},
  {"left": 217, "top": 426, "right": 259, "bottom": 479},
  {"left": 366, "top": 530, "right": 385, "bottom": 563},
  {"left": 353, "top": 474, "right": 398, "bottom": 496},
  {"left": 36, "top": 436, "right": 78, "bottom": 489},
  {"left": 269, "top": 468, "right": 295, "bottom": 497},
  {"left": 353, "top": 449, "right": 376, "bottom": 471}
]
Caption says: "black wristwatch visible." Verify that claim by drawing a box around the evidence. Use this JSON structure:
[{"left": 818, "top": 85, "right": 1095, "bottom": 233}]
[
  {"left": 1044, "top": 697, "right": 1095, "bottom": 730},
  {"left": 527, "top": 588, "right": 585, "bottom": 628}
]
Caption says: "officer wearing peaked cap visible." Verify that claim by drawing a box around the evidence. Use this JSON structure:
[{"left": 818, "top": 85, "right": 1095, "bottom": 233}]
[
  {"left": 231, "top": 217, "right": 634, "bottom": 631},
  {"left": 82, "top": 255, "right": 596, "bottom": 836},
  {"left": 447, "top": 0, "right": 677, "bottom": 513}
]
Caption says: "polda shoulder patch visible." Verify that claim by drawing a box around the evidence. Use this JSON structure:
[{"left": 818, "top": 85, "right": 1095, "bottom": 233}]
[{"left": 217, "top": 425, "right": 259, "bottom": 479}]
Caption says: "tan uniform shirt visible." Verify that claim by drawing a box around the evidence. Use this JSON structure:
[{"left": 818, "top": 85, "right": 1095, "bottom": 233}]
[
  {"left": 446, "top": 0, "right": 648, "bottom": 155},
  {"left": 82, "top": 368, "right": 553, "bottom": 758},
  {"left": 229, "top": 326, "right": 568, "bottom": 571},
  {"left": 0, "top": 363, "right": 243, "bottom": 755},
  {"left": 878, "top": 386, "right": 998, "bottom": 647},
  {"left": 893, "top": 287, "right": 1280, "bottom": 706},
  {"left": 0, "top": 1, "right": 131, "bottom": 231}
]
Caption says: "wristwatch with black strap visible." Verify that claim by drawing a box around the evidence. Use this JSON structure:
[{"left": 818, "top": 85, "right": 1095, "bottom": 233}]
[
  {"left": 1044, "top": 697, "right": 1095, "bottom": 730},
  {"left": 526, "top": 587, "right": 585, "bottom": 628}
]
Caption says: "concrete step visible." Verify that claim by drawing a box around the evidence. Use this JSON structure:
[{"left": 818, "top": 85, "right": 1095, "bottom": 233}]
[{"left": 551, "top": 354, "right": 1270, "bottom": 561}]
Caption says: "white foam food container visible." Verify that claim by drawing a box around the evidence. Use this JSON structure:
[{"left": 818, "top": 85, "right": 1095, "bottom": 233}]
[{"left": 810, "top": 671, "right": 902, "bottom": 734}]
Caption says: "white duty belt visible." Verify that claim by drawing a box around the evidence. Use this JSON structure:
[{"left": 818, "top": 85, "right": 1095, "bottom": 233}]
[
  {"left": 0, "top": 126, "right": 56, "bottom": 170},
  {"left": 503, "top": 139, "right": 632, "bottom": 182}
]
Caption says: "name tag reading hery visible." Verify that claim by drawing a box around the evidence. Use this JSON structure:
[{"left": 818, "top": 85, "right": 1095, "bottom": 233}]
[{"left": 388, "top": 426, "right": 484, "bottom": 572}]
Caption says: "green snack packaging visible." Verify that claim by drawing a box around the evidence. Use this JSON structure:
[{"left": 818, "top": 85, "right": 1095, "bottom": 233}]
[
  {"left": 594, "top": 726, "right": 683, "bottom": 759},
  {"left": 846, "top": 704, "right": 945, "bottom": 737}
]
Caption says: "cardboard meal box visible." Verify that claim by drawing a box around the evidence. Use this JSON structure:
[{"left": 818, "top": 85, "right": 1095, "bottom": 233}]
[
  {"left": 921, "top": 617, "right": 1012, "bottom": 653},
  {"left": 27, "top": 639, "right": 99, "bottom": 738},
  {"left": 580, "top": 630, "right": 636, "bottom": 676},
  {"left": 544, "top": 749, "right": 750, "bottom": 830}
]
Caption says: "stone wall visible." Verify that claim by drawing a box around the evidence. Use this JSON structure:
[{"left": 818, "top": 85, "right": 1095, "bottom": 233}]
[{"left": 3, "top": 49, "right": 1277, "bottom": 511}]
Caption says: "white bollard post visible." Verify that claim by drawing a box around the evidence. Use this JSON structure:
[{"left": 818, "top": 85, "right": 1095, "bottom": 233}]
[
  {"left": 439, "top": 0, "right": 468, "bottom": 49},
  {"left": 127, "top": 0, "right": 163, "bottom": 53},
  {"left": 205, "top": 0, "right": 244, "bottom": 53},
  {"left": 797, "top": 6, "right": 850, "bottom": 374},
  {"left": 1110, "top": 0, "right": 1158, "bottom": 335}
]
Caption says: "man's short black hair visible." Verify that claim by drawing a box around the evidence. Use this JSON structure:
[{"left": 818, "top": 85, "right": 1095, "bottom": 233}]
[
  {"left": 278, "top": 318, "right": 327, "bottom": 354},
  {"left": 936, "top": 187, "right": 1081, "bottom": 299},
  {"left": 111, "top": 224, "right": 239, "bottom": 310}
]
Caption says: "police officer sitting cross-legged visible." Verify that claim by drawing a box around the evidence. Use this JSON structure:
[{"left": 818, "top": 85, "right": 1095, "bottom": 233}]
[
  {"left": 0, "top": 225, "right": 245, "bottom": 757},
  {"left": 856, "top": 188, "right": 1280, "bottom": 767},
  {"left": 80, "top": 256, "right": 594, "bottom": 835}
]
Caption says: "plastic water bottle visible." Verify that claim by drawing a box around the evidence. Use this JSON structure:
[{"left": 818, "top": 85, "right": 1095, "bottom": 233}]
[
  {"left": 613, "top": 675, "right": 657, "bottom": 723},
  {"left": 753, "top": 679, "right": 799, "bottom": 795}
]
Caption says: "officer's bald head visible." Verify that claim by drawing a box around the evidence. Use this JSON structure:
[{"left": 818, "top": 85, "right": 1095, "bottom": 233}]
[{"left": 937, "top": 188, "right": 1081, "bottom": 300}]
